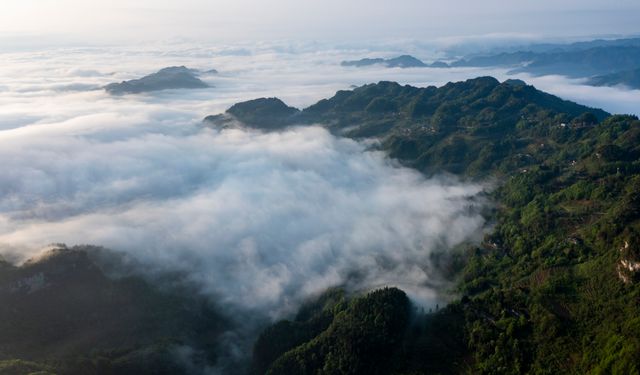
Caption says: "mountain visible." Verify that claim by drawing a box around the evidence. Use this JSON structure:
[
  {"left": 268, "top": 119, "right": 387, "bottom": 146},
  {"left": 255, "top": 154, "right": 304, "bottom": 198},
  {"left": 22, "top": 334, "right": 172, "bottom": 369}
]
[
  {"left": 588, "top": 68, "right": 640, "bottom": 89},
  {"left": 450, "top": 41, "right": 640, "bottom": 88},
  {"left": 253, "top": 288, "right": 466, "bottom": 375},
  {"left": 254, "top": 288, "right": 411, "bottom": 375},
  {"left": 204, "top": 77, "right": 640, "bottom": 374},
  {"left": 204, "top": 97, "right": 300, "bottom": 130},
  {"left": 441, "top": 37, "right": 640, "bottom": 59},
  {"left": 451, "top": 51, "right": 537, "bottom": 68},
  {"left": 104, "top": 66, "right": 210, "bottom": 95},
  {"left": 428, "top": 60, "right": 450, "bottom": 68},
  {"left": 509, "top": 46, "right": 640, "bottom": 78},
  {"left": 453, "top": 46, "right": 640, "bottom": 77},
  {"left": 206, "top": 77, "right": 608, "bottom": 175},
  {"left": 341, "top": 57, "right": 385, "bottom": 67},
  {"left": 489, "top": 37, "right": 640, "bottom": 55},
  {"left": 341, "top": 55, "right": 430, "bottom": 68},
  {"left": 0, "top": 245, "right": 226, "bottom": 374}
]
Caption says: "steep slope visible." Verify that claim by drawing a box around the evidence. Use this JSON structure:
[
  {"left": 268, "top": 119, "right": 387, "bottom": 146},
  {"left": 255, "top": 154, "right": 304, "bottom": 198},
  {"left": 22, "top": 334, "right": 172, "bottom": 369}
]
[
  {"left": 255, "top": 288, "right": 411, "bottom": 375},
  {"left": 455, "top": 114, "right": 640, "bottom": 374}
]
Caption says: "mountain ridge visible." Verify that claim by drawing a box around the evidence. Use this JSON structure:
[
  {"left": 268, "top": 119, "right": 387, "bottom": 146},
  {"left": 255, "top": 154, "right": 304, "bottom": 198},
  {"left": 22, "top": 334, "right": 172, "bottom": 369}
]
[
  {"left": 445, "top": 41, "right": 640, "bottom": 89},
  {"left": 341, "top": 55, "right": 440, "bottom": 68},
  {"left": 588, "top": 67, "right": 640, "bottom": 89},
  {"left": 104, "top": 66, "right": 211, "bottom": 95},
  {"left": 205, "top": 76, "right": 609, "bottom": 175}
]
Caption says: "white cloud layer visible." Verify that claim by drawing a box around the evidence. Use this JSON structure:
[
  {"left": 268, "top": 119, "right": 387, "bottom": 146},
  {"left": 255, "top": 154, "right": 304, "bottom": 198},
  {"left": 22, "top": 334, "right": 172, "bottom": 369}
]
[
  {"left": 0, "top": 118, "right": 486, "bottom": 312},
  {"left": 0, "top": 44, "right": 497, "bottom": 313},
  {"left": 0, "top": 45, "right": 498, "bottom": 369}
]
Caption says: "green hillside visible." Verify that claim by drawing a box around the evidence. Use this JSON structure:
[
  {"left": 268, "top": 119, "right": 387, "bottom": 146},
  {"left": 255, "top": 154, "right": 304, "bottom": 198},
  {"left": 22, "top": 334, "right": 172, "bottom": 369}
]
[{"left": 212, "top": 78, "right": 640, "bottom": 374}]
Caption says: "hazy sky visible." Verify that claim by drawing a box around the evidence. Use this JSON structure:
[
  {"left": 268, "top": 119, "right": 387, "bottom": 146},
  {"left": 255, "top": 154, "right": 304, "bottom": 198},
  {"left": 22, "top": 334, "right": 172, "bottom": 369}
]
[{"left": 2, "top": 0, "right": 639, "bottom": 44}]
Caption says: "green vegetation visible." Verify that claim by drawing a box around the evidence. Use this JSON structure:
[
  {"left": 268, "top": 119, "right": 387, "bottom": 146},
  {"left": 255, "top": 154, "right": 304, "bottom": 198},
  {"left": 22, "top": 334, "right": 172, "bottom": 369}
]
[
  {"left": 239, "top": 78, "right": 640, "bottom": 374},
  {"left": 458, "top": 114, "right": 640, "bottom": 374},
  {"left": 0, "top": 246, "right": 226, "bottom": 375},
  {"left": 254, "top": 288, "right": 413, "bottom": 375},
  {"left": 302, "top": 77, "right": 608, "bottom": 175},
  {"left": 223, "top": 97, "right": 300, "bottom": 129},
  {"left": 252, "top": 288, "right": 470, "bottom": 375}
]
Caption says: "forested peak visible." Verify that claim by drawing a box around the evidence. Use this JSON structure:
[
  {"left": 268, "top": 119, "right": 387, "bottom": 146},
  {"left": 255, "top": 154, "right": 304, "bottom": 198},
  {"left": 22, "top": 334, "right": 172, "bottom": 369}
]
[
  {"left": 227, "top": 97, "right": 299, "bottom": 117},
  {"left": 301, "top": 76, "right": 607, "bottom": 120},
  {"left": 222, "top": 97, "right": 301, "bottom": 129}
]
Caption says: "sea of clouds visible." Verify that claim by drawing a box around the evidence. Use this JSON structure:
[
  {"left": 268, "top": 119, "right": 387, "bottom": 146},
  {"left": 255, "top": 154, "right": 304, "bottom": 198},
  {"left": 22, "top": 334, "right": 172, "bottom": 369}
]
[
  {"left": 1, "top": 41, "right": 640, "bottom": 372},
  {"left": 0, "top": 42, "right": 496, "bottom": 308}
]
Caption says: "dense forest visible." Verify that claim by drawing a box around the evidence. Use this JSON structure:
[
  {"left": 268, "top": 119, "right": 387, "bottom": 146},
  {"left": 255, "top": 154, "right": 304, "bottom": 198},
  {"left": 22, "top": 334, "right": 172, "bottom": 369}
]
[{"left": 2, "top": 77, "right": 639, "bottom": 374}]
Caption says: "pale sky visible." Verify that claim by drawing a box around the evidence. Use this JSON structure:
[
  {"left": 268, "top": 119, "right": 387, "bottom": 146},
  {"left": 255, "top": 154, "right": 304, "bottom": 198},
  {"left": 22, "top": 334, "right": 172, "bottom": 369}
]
[{"left": 2, "top": 0, "right": 640, "bottom": 44}]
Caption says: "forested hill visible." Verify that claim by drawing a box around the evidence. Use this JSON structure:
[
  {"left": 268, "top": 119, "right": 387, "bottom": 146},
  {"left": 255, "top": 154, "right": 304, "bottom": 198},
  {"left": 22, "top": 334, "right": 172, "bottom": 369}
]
[
  {"left": 207, "top": 76, "right": 609, "bottom": 176},
  {"left": 0, "top": 246, "right": 227, "bottom": 374},
  {"left": 206, "top": 77, "right": 640, "bottom": 374}
]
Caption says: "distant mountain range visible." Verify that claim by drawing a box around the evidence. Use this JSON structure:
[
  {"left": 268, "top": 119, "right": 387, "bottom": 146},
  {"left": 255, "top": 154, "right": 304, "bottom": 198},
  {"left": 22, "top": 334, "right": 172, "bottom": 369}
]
[
  {"left": 348, "top": 38, "right": 640, "bottom": 89},
  {"left": 447, "top": 38, "right": 640, "bottom": 89},
  {"left": 104, "top": 66, "right": 214, "bottom": 95},
  {"left": 588, "top": 67, "right": 640, "bottom": 89},
  {"left": 341, "top": 55, "right": 444, "bottom": 68},
  {"left": 478, "top": 37, "right": 640, "bottom": 55}
]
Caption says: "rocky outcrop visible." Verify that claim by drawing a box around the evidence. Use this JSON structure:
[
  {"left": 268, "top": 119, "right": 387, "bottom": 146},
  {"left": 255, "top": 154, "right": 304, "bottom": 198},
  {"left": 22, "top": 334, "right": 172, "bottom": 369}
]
[{"left": 617, "top": 241, "right": 640, "bottom": 284}]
